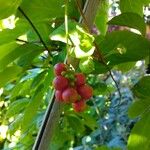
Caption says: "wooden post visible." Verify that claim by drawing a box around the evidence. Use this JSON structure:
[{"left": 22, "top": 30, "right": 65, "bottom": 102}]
[
  {"left": 79, "top": 0, "right": 100, "bottom": 29},
  {"left": 33, "top": 0, "right": 100, "bottom": 149}
]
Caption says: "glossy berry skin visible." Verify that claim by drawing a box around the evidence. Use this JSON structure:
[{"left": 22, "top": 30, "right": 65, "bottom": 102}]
[
  {"left": 55, "top": 90, "right": 63, "bottom": 102},
  {"left": 53, "top": 76, "right": 69, "bottom": 90},
  {"left": 54, "top": 63, "right": 66, "bottom": 76},
  {"left": 77, "top": 84, "right": 93, "bottom": 100},
  {"left": 75, "top": 73, "right": 86, "bottom": 86},
  {"left": 72, "top": 100, "right": 86, "bottom": 112},
  {"left": 62, "top": 88, "right": 78, "bottom": 103}
]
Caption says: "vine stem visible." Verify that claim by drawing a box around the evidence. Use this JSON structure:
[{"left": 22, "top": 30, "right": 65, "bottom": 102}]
[
  {"left": 108, "top": 70, "right": 122, "bottom": 104},
  {"left": 64, "top": 0, "right": 69, "bottom": 62},
  {"left": 148, "top": 49, "right": 150, "bottom": 64},
  {"left": 75, "top": 0, "right": 122, "bottom": 105},
  {"left": 18, "top": 7, "right": 52, "bottom": 56}
]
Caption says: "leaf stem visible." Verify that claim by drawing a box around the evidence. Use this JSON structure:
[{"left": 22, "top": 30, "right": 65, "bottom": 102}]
[
  {"left": 92, "top": 98, "right": 101, "bottom": 117},
  {"left": 64, "top": 0, "right": 69, "bottom": 62}
]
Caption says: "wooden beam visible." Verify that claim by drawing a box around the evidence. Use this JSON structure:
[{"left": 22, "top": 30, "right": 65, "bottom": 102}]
[
  {"left": 32, "top": 0, "right": 100, "bottom": 149},
  {"left": 79, "top": 0, "right": 100, "bottom": 29}
]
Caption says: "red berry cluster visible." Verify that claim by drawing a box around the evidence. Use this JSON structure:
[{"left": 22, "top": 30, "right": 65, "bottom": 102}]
[{"left": 53, "top": 63, "right": 93, "bottom": 112}]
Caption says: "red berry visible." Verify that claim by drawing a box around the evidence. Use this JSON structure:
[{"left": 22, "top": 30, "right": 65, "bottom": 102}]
[
  {"left": 55, "top": 90, "right": 63, "bottom": 102},
  {"left": 75, "top": 73, "right": 86, "bottom": 86},
  {"left": 72, "top": 100, "right": 86, "bottom": 112},
  {"left": 62, "top": 88, "right": 78, "bottom": 103},
  {"left": 54, "top": 63, "right": 66, "bottom": 76},
  {"left": 53, "top": 76, "right": 69, "bottom": 90},
  {"left": 77, "top": 84, "right": 93, "bottom": 99}
]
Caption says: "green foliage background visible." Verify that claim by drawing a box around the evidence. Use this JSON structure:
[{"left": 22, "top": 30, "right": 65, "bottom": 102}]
[{"left": 0, "top": 0, "right": 150, "bottom": 150}]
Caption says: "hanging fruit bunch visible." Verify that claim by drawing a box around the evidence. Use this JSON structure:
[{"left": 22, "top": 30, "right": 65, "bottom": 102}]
[{"left": 53, "top": 63, "right": 93, "bottom": 112}]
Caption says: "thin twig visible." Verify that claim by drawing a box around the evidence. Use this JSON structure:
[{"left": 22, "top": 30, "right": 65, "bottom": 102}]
[
  {"left": 64, "top": 0, "right": 69, "bottom": 59},
  {"left": 109, "top": 70, "right": 122, "bottom": 106},
  {"left": 18, "top": 7, "right": 52, "bottom": 57},
  {"left": 16, "top": 38, "right": 29, "bottom": 43},
  {"left": 16, "top": 38, "right": 41, "bottom": 44}
]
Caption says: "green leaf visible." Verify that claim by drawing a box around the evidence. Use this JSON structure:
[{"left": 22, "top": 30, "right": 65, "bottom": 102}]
[
  {"left": 20, "top": 0, "right": 78, "bottom": 22},
  {"left": 42, "top": 67, "right": 54, "bottom": 92},
  {"left": 119, "top": 0, "right": 149, "bottom": 16},
  {"left": 144, "top": 0, "right": 150, "bottom": 5},
  {"left": 31, "top": 70, "right": 47, "bottom": 89},
  {"left": 49, "top": 125, "right": 73, "bottom": 150},
  {"left": 18, "top": 0, "right": 79, "bottom": 46},
  {"left": 20, "top": 0, "right": 63, "bottom": 21},
  {"left": 93, "top": 82, "right": 107, "bottom": 95},
  {"left": 21, "top": 85, "right": 44, "bottom": 132},
  {"left": 0, "top": 19, "right": 29, "bottom": 45},
  {"left": 0, "top": 65, "right": 22, "bottom": 87},
  {"left": 53, "top": 50, "right": 66, "bottom": 65},
  {"left": 114, "top": 62, "right": 136, "bottom": 72},
  {"left": 67, "top": 115, "right": 85, "bottom": 134},
  {"left": 74, "top": 46, "right": 95, "bottom": 59},
  {"left": 10, "top": 80, "right": 32, "bottom": 101},
  {"left": 81, "top": 114, "right": 98, "bottom": 130},
  {"left": 95, "top": 0, "right": 109, "bottom": 35},
  {"left": 79, "top": 57, "right": 95, "bottom": 74},
  {"left": 133, "top": 76, "right": 150, "bottom": 98},
  {"left": 95, "top": 146, "right": 109, "bottom": 150},
  {"left": 50, "top": 21, "right": 79, "bottom": 43},
  {"left": 95, "top": 146, "right": 121, "bottom": 150},
  {"left": 128, "top": 114, "right": 150, "bottom": 150},
  {"left": 19, "top": 128, "right": 34, "bottom": 147},
  {"left": 0, "top": 43, "right": 42, "bottom": 70},
  {"left": 0, "top": 42, "right": 18, "bottom": 62},
  {"left": 108, "top": 12, "right": 146, "bottom": 36},
  {"left": 128, "top": 99, "right": 150, "bottom": 118},
  {"left": 100, "top": 31, "right": 150, "bottom": 65},
  {"left": 27, "top": 22, "right": 53, "bottom": 44},
  {"left": 6, "top": 98, "right": 29, "bottom": 118},
  {"left": 10, "top": 82, "right": 24, "bottom": 99},
  {"left": 0, "top": 0, "right": 22, "bottom": 20},
  {"left": 93, "top": 60, "right": 108, "bottom": 74},
  {"left": 17, "top": 44, "right": 43, "bottom": 67},
  {"left": 8, "top": 114, "right": 23, "bottom": 135},
  {"left": 50, "top": 22, "right": 95, "bottom": 59},
  {"left": 21, "top": 69, "right": 54, "bottom": 132}
]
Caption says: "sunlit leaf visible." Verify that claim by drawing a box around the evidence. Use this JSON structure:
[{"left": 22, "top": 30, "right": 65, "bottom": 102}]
[
  {"left": 133, "top": 76, "right": 150, "bottom": 98},
  {"left": 108, "top": 12, "right": 146, "bottom": 36},
  {"left": 95, "top": 0, "right": 109, "bottom": 35},
  {"left": 0, "top": 0, "right": 22, "bottom": 20},
  {"left": 128, "top": 99, "right": 150, "bottom": 118},
  {"left": 119, "top": 0, "right": 150, "bottom": 16},
  {"left": 100, "top": 31, "right": 150, "bottom": 65},
  {"left": 5, "top": 98, "right": 29, "bottom": 118},
  {"left": 0, "top": 65, "right": 22, "bottom": 87},
  {"left": 128, "top": 114, "right": 150, "bottom": 150}
]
